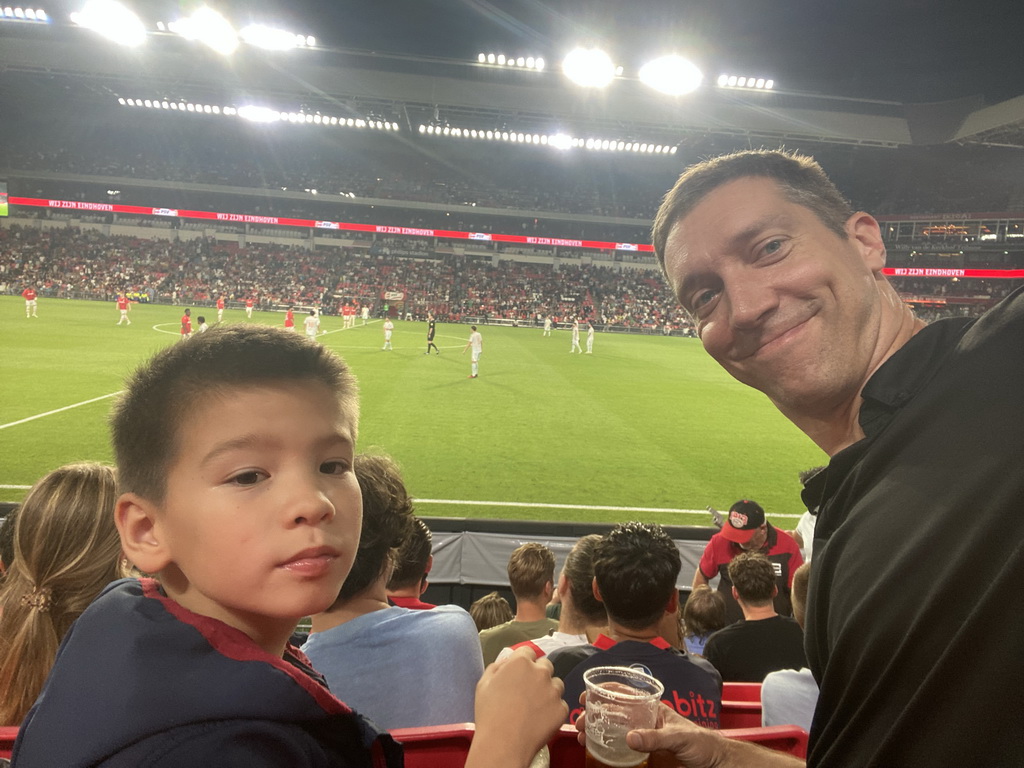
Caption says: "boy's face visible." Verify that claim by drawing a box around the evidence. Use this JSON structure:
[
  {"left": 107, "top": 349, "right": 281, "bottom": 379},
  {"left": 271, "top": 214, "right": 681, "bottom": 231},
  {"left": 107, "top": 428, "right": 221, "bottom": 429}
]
[{"left": 145, "top": 381, "right": 361, "bottom": 651}]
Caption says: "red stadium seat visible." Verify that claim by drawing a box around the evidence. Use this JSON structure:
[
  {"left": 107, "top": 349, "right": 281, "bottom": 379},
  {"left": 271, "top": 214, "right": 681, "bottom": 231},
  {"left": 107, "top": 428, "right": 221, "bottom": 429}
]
[
  {"left": 720, "top": 681, "right": 764, "bottom": 729},
  {"left": 0, "top": 726, "right": 19, "bottom": 759},
  {"left": 390, "top": 722, "right": 807, "bottom": 766},
  {"left": 722, "top": 725, "right": 808, "bottom": 758},
  {"left": 722, "top": 681, "right": 763, "bottom": 701}
]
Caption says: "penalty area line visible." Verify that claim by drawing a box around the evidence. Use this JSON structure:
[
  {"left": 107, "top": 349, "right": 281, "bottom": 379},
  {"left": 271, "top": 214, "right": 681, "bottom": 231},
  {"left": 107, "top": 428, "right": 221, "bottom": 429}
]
[
  {"left": 414, "top": 498, "right": 805, "bottom": 519},
  {"left": 0, "top": 391, "right": 123, "bottom": 431}
]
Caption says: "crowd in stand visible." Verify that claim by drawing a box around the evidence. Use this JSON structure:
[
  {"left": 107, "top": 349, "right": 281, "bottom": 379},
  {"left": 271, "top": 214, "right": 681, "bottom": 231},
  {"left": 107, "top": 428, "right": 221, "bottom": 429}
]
[
  {"left": 0, "top": 224, "right": 699, "bottom": 329},
  {"left": 2, "top": 222, "right": 1015, "bottom": 326}
]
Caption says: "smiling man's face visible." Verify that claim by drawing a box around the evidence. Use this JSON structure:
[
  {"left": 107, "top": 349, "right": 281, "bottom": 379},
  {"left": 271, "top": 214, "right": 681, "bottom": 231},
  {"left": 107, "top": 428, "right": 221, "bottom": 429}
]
[{"left": 663, "top": 176, "right": 886, "bottom": 416}]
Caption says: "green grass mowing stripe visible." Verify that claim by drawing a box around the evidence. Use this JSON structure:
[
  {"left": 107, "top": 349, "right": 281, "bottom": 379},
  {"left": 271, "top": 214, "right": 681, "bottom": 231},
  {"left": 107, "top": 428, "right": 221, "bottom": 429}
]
[{"left": 0, "top": 297, "right": 826, "bottom": 522}]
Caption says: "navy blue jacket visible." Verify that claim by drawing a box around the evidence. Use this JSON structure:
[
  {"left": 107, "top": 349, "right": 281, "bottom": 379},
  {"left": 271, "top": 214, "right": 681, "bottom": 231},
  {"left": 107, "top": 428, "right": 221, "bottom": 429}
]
[{"left": 12, "top": 578, "right": 402, "bottom": 768}]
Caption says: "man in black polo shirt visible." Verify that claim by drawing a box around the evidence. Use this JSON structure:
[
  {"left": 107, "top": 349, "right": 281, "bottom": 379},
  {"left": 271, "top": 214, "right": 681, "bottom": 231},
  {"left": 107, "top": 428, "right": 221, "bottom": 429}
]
[
  {"left": 693, "top": 500, "right": 803, "bottom": 623},
  {"left": 703, "top": 552, "right": 806, "bottom": 683},
  {"left": 548, "top": 522, "right": 721, "bottom": 730},
  {"left": 614, "top": 149, "right": 1024, "bottom": 767}
]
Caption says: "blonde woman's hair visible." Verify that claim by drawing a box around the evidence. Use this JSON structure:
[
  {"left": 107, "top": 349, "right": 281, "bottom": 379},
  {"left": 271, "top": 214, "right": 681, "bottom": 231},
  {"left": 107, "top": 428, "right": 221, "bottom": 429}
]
[{"left": 0, "top": 463, "right": 127, "bottom": 725}]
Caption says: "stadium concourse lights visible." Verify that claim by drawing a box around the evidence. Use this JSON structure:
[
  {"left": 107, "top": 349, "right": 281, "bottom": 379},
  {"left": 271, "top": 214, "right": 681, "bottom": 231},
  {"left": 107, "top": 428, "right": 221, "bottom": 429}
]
[
  {"left": 476, "top": 53, "right": 545, "bottom": 71},
  {"left": 418, "top": 124, "right": 677, "bottom": 156},
  {"left": 116, "top": 97, "right": 400, "bottom": 132},
  {"left": 0, "top": 6, "right": 48, "bottom": 22},
  {"left": 716, "top": 74, "right": 775, "bottom": 91}
]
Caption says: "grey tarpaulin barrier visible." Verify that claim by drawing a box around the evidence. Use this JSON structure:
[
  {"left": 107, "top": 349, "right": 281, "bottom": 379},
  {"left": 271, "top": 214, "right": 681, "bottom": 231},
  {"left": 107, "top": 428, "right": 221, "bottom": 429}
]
[{"left": 421, "top": 518, "right": 715, "bottom": 610}]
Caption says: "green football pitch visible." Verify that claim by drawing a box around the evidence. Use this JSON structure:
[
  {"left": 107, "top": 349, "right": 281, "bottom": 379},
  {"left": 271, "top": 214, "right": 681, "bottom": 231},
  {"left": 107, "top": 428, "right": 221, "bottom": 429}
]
[{"left": 0, "top": 296, "right": 825, "bottom": 526}]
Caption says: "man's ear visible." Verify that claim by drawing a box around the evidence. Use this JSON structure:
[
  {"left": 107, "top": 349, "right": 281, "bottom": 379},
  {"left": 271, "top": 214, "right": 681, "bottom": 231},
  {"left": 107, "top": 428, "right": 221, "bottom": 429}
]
[
  {"left": 115, "top": 492, "right": 172, "bottom": 575},
  {"left": 732, "top": 585, "right": 740, "bottom": 602},
  {"left": 772, "top": 584, "right": 779, "bottom": 599},
  {"left": 665, "top": 589, "right": 679, "bottom": 615},
  {"left": 845, "top": 212, "right": 887, "bottom": 273},
  {"left": 592, "top": 576, "right": 604, "bottom": 604}
]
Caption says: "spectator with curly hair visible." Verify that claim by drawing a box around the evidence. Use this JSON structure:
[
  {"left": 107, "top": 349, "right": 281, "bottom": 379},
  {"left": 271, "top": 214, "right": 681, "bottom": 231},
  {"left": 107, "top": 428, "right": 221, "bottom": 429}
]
[
  {"left": 303, "top": 453, "right": 483, "bottom": 730},
  {"left": 548, "top": 522, "right": 721, "bottom": 728}
]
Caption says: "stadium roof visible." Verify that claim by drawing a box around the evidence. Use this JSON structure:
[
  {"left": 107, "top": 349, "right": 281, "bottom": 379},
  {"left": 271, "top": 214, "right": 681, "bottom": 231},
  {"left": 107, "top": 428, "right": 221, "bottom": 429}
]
[{"left": 3, "top": 0, "right": 1024, "bottom": 147}]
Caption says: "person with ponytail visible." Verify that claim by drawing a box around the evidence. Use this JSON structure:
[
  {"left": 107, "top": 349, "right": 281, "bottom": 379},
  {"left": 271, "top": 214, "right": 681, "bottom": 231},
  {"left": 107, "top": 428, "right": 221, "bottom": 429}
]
[{"left": 0, "top": 462, "right": 127, "bottom": 725}]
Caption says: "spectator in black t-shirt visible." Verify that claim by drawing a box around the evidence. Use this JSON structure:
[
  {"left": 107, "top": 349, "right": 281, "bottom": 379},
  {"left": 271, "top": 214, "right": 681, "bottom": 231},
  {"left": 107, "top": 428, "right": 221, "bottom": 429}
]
[
  {"left": 548, "top": 522, "right": 721, "bottom": 728},
  {"left": 703, "top": 552, "right": 806, "bottom": 683}
]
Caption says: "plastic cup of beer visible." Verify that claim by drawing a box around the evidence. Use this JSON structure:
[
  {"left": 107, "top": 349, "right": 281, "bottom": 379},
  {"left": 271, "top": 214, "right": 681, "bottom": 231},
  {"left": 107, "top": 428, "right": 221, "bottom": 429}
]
[{"left": 583, "top": 666, "right": 664, "bottom": 768}]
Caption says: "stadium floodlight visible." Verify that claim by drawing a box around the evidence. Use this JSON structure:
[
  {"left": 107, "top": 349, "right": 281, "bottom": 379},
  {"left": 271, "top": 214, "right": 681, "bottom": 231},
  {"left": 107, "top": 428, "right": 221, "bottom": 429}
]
[
  {"left": 639, "top": 55, "right": 703, "bottom": 96},
  {"left": 240, "top": 23, "right": 302, "bottom": 51},
  {"left": 562, "top": 47, "right": 616, "bottom": 87},
  {"left": 238, "top": 105, "right": 280, "bottom": 123},
  {"left": 70, "top": 0, "right": 146, "bottom": 46},
  {"left": 169, "top": 7, "right": 237, "bottom": 55}
]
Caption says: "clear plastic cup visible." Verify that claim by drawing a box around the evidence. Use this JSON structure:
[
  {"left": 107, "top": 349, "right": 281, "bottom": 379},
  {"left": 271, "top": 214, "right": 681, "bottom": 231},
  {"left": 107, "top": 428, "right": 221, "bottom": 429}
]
[{"left": 583, "top": 666, "right": 665, "bottom": 768}]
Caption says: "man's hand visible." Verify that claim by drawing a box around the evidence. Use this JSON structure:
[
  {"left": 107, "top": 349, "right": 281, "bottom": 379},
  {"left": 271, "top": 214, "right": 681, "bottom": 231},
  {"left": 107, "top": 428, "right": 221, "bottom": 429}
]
[
  {"left": 467, "top": 647, "right": 567, "bottom": 768},
  {"left": 576, "top": 702, "right": 804, "bottom": 768}
]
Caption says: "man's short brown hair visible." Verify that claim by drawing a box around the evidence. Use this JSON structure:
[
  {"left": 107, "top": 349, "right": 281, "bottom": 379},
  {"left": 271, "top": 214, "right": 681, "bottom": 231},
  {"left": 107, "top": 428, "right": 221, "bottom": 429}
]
[
  {"left": 507, "top": 542, "right": 555, "bottom": 600},
  {"left": 651, "top": 149, "right": 854, "bottom": 273},
  {"left": 727, "top": 552, "right": 776, "bottom": 606}
]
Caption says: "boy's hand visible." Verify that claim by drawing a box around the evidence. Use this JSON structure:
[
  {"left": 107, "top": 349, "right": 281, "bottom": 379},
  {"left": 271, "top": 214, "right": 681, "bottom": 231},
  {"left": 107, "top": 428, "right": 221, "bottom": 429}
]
[{"left": 468, "top": 647, "right": 567, "bottom": 768}]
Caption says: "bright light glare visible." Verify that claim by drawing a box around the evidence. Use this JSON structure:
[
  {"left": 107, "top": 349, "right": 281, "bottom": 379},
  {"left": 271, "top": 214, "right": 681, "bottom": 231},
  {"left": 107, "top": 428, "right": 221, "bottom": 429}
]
[
  {"left": 549, "top": 133, "right": 572, "bottom": 150},
  {"left": 70, "top": 0, "right": 145, "bottom": 46},
  {"left": 639, "top": 55, "right": 703, "bottom": 96},
  {"left": 562, "top": 48, "right": 615, "bottom": 88},
  {"left": 238, "top": 105, "right": 280, "bottom": 123},
  {"left": 240, "top": 23, "right": 299, "bottom": 50},
  {"left": 170, "top": 7, "right": 237, "bottom": 55}
]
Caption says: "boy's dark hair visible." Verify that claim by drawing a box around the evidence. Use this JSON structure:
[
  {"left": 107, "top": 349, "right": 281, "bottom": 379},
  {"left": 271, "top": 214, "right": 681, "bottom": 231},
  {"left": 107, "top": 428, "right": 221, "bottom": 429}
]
[
  {"left": 387, "top": 516, "right": 432, "bottom": 592},
  {"left": 507, "top": 542, "right": 555, "bottom": 600},
  {"left": 561, "top": 534, "right": 606, "bottom": 624},
  {"left": 110, "top": 325, "right": 358, "bottom": 502},
  {"left": 470, "top": 591, "right": 513, "bottom": 632},
  {"left": 683, "top": 584, "right": 727, "bottom": 639},
  {"left": 334, "top": 454, "right": 415, "bottom": 604},
  {"left": 651, "top": 149, "right": 854, "bottom": 273},
  {"left": 728, "top": 552, "right": 777, "bottom": 605},
  {"left": 592, "top": 522, "right": 681, "bottom": 631}
]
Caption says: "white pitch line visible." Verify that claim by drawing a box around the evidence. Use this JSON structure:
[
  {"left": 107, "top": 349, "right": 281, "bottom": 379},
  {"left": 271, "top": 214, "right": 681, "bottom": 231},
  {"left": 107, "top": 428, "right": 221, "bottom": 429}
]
[
  {"left": 0, "top": 483, "right": 804, "bottom": 518},
  {"left": 414, "top": 498, "right": 805, "bottom": 519},
  {"left": 0, "top": 391, "right": 123, "bottom": 431}
]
